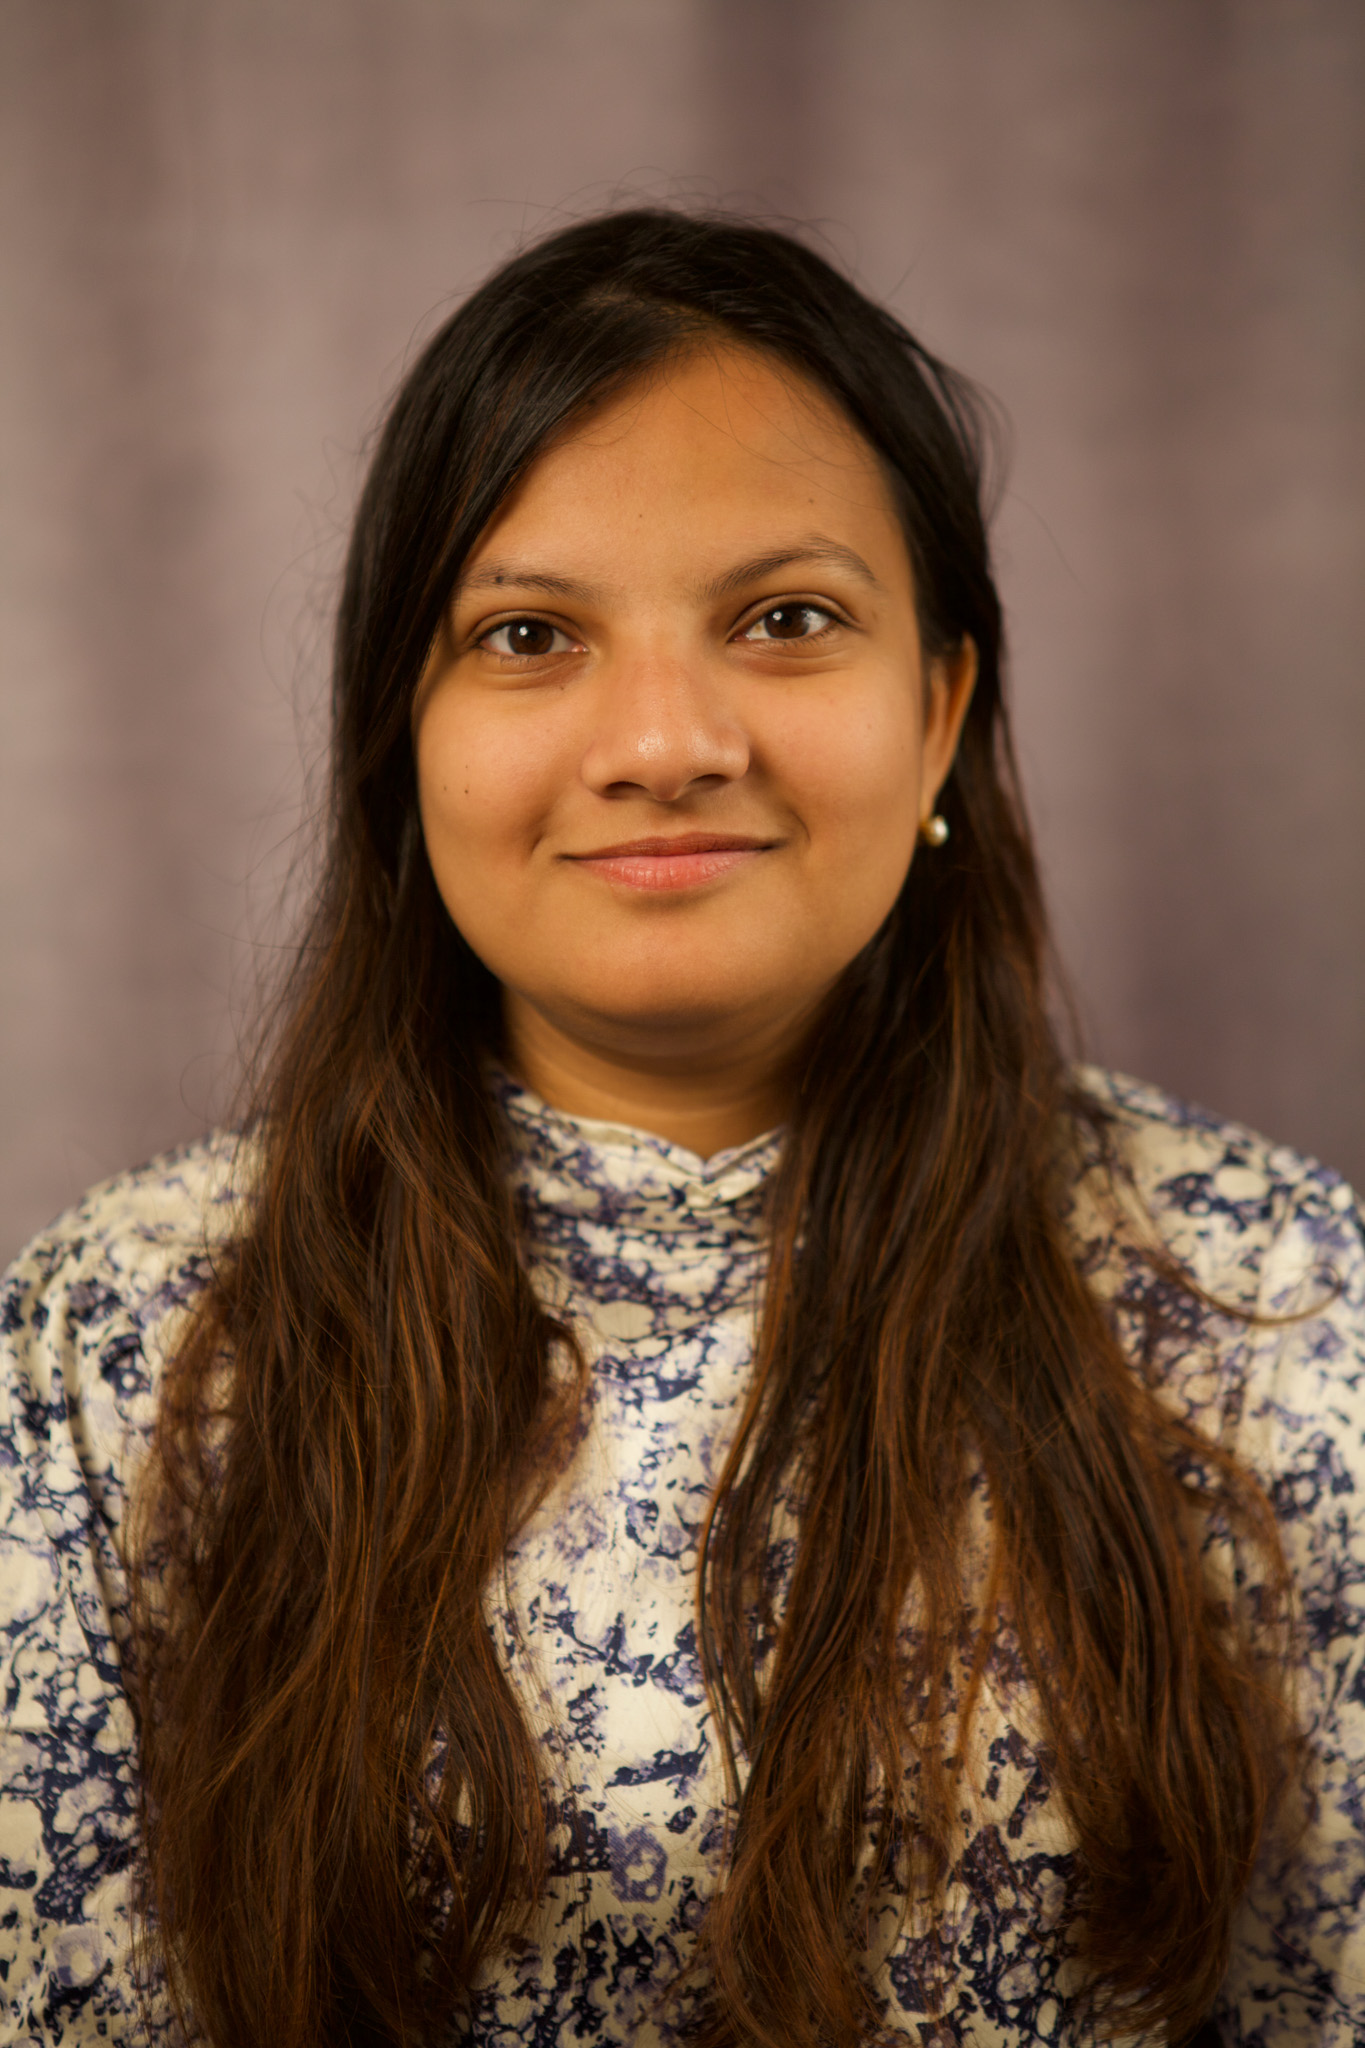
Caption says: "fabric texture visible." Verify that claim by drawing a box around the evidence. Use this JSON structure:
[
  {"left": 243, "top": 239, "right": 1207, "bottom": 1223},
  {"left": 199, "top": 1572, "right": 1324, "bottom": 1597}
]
[{"left": 1, "top": 1068, "right": 1363, "bottom": 2045}]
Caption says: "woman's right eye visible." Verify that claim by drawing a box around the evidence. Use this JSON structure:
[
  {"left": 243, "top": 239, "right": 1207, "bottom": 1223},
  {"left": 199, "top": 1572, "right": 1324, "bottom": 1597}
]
[{"left": 479, "top": 618, "right": 578, "bottom": 658}]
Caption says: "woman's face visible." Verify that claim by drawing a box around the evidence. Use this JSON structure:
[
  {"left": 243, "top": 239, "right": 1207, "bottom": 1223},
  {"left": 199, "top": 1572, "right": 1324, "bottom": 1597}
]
[{"left": 414, "top": 344, "right": 975, "bottom": 1088}]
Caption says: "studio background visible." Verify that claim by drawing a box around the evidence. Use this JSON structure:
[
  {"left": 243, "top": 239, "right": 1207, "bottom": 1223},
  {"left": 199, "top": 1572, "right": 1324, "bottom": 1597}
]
[{"left": 3, "top": 0, "right": 1362, "bottom": 1260}]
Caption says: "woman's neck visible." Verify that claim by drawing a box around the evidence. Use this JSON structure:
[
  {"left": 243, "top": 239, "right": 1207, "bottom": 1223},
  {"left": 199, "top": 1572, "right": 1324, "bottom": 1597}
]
[{"left": 501, "top": 992, "right": 800, "bottom": 1158}]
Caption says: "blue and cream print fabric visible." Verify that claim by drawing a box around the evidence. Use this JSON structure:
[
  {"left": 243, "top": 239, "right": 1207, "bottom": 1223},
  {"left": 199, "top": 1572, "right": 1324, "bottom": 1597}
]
[{"left": 2, "top": 1068, "right": 1365, "bottom": 2044}]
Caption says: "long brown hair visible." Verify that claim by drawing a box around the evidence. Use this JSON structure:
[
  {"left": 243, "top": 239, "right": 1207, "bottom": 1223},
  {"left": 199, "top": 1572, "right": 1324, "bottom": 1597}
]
[{"left": 131, "top": 210, "right": 1296, "bottom": 2046}]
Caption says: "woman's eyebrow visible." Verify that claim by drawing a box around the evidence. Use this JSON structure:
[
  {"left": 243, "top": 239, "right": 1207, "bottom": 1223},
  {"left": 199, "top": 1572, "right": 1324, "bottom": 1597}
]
[
  {"left": 455, "top": 563, "right": 602, "bottom": 602},
  {"left": 700, "top": 538, "right": 884, "bottom": 601},
  {"left": 455, "top": 539, "right": 883, "bottom": 608}
]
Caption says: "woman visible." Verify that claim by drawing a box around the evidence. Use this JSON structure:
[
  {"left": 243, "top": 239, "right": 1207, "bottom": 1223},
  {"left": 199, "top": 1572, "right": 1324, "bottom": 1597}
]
[{"left": 1, "top": 209, "right": 1362, "bottom": 2048}]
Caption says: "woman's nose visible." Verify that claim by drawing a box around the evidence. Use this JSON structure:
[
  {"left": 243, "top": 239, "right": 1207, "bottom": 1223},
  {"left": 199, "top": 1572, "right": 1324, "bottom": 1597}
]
[{"left": 579, "top": 651, "right": 750, "bottom": 802}]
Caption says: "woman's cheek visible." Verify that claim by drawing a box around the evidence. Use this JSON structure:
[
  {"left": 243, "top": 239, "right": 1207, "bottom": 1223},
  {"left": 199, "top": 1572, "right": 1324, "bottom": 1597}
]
[
  {"left": 770, "top": 686, "right": 920, "bottom": 848},
  {"left": 417, "top": 696, "right": 562, "bottom": 864}
]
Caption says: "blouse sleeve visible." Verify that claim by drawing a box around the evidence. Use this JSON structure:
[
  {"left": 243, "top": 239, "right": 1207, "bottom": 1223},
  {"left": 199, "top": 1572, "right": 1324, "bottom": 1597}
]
[
  {"left": 0, "top": 1217, "right": 171, "bottom": 2046},
  {"left": 1216, "top": 1169, "right": 1365, "bottom": 2044}
]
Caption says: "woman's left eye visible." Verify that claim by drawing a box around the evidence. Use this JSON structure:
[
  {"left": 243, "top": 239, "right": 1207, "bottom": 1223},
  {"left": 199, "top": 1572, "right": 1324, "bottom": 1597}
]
[
  {"left": 480, "top": 618, "right": 578, "bottom": 658},
  {"left": 739, "top": 604, "right": 836, "bottom": 643}
]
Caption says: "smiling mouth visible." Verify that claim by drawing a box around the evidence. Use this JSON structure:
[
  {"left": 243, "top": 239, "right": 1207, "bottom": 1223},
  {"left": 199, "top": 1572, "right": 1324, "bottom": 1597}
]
[{"left": 564, "top": 833, "right": 776, "bottom": 892}]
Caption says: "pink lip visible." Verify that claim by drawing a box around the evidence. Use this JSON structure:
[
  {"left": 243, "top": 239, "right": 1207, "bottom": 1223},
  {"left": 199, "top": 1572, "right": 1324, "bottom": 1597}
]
[{"left": 565, "top": 833, "right": 775, "bottom": 893}]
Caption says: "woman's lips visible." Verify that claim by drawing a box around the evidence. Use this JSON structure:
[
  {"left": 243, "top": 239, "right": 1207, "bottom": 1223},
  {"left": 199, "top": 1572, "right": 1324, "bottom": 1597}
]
[{"left": 565, "top": 834, "right": 774, "bottom": 893}]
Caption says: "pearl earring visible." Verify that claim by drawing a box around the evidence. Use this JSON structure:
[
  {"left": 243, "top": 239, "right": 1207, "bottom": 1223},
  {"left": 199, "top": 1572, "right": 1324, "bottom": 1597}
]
[{"left": 919, "top": 813, "right": 950, "bottom": 847}]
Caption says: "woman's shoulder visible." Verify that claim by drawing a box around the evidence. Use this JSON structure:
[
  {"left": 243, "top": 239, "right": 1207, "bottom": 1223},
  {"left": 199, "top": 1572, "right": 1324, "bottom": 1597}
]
[
  {"left": 1067, "top": 1063, "right": 1363, "bottom": 1318},
  {"left": 3, "top": 1129, "right": 252, "bottom": 1338},
  {"left": 1, "top": 1131, "right": 255, "bottom": 1489},
  {"left": 1067, "top": 1068, "right": 1365, "bottom": 1539}
]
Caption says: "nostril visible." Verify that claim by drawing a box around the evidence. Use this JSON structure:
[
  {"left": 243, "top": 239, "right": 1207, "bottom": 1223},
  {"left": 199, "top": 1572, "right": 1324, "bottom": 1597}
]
[{"left": 581, "top": 716, "right": 751, "bottom": 800}]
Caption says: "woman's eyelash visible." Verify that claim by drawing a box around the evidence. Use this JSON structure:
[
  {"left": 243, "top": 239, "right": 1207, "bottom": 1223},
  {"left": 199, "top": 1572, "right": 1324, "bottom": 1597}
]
[
  {"left": 738, "top": 603, "right": 840, "bottom": 643},
  {"left": 474, "top": 604, "right": 842, "bottom": 656},
  {"left": 479, "top": 617, "right": 578, "bottom": 658}
]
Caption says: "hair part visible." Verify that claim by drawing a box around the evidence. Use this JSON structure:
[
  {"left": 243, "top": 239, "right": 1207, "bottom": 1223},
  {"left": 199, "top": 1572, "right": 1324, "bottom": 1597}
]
[{"left": 130, "top": 207, "right": 1297, "bottom": 2048}]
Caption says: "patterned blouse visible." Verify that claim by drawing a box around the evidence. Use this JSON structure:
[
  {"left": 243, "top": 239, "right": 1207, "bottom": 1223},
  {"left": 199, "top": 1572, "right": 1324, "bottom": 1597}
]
[{"left": 2, "top": 1067, "right": 1364, "bottom": 2046}]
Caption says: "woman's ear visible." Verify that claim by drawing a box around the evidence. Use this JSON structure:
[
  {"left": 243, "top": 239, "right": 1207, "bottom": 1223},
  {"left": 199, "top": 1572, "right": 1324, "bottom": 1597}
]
[{"left": 919, "top": 635, "right": 979, "bottom": 815}]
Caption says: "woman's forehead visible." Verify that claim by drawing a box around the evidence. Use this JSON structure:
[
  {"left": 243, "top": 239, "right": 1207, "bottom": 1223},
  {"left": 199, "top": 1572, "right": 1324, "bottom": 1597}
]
[
  {"left": 460, "top": 345, "right": 907, "bottom": 590},
  {"left": 547, "top": 342, "right": 879, "bottom": 484}
]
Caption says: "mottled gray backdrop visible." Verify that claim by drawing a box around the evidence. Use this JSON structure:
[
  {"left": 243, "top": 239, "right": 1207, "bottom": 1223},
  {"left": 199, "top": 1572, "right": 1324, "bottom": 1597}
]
[{"left": 3, "top": 0, "right": 1363, "bottom": 1258}]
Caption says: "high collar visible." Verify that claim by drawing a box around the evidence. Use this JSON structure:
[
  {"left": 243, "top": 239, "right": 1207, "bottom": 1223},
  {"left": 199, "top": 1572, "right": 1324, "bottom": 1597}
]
[
  {"left": 494, "top": 1069, "right": 781, "bottom": 1235},
  {"left": 491, "top": 1070, "right": 781, "bottom": 1317}
]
